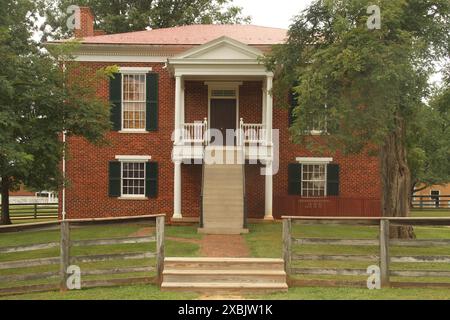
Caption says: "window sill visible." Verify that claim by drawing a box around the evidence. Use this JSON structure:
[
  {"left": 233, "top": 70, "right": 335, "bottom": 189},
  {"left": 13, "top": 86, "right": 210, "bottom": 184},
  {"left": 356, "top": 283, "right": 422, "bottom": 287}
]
[
  {"left": 118, "top": 130, "right": 149, "bottom": 134},
  {"left": 118, "top": 196, "right": 148, "bottom": 201}
]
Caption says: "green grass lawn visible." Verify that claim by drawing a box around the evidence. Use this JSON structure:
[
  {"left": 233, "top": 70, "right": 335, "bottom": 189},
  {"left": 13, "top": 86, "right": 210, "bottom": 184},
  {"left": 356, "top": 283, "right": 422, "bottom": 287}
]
[
  {"left": 1, "top": 284, "right": 198, "bottom": 300},
  {"left": 254, "top": 286, "right": 450, "bottom": 300},
  {"left": 411, "top": 209, "right": 450, "bottom": 217}
]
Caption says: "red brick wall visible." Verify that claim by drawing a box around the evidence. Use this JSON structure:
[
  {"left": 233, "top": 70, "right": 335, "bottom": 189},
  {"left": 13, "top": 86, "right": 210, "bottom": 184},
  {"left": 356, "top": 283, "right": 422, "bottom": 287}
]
[
  {"left": 64, "top": 62, "right": 174, "bottom": 218},
  {"left": 63, "top": 62, "right": 381, "bottom": 219},
  {"left": 185, "top": 81, "right": 208, "bottom": 123}
]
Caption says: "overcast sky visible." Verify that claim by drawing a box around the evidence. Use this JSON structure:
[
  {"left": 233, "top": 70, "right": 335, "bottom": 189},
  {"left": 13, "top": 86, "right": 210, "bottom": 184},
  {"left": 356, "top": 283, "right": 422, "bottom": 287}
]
[{"left": 234, "top": 0, "right": 313, "bottom": 29}]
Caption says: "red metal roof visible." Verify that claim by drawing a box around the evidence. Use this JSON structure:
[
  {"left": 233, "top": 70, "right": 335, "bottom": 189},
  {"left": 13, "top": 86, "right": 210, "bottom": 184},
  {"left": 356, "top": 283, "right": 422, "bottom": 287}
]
[{"left": 77, "top": 24, "right": 287, "bottom": 45}]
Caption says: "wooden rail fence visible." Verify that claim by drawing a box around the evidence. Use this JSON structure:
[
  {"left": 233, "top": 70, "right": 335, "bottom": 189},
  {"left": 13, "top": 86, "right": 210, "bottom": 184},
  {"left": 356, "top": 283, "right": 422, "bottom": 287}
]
[
  {"left": 282, "top": 216, "right": 450, "bottom": 288},
  {"left": 412, "top": 195, "right": 450, "bottom": 209},
  {"left": 0, "top": 214, "right": 165, "bottom": 296},
  {"left": 9, "top": 203, "right": 58, "bottom": 220}
]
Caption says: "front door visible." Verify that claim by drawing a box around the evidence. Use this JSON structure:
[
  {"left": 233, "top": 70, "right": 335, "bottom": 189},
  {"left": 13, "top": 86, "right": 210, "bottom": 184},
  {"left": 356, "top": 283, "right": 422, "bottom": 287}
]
[{"left": 210, "top": 98, "right": 237, "bottom": 145}]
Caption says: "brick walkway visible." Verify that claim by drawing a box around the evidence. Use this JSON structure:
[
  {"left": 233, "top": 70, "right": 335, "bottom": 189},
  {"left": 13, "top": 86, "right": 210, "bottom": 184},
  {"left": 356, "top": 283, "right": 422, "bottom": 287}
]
[
  {"left": 131, "top": 228, "right": 250, "bottom": 257},
  {"left": 199, "top": 235, "right": 250, "bottom": 257}
]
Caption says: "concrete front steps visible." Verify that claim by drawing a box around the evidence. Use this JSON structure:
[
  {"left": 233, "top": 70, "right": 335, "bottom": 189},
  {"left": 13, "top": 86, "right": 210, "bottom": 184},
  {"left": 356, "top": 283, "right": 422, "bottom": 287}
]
[
  {"left": 161, "top": 257, "right": 288, "bottom": 294},
  {"left": 201, "top": 162, "right": 247, "bottom": 235}
]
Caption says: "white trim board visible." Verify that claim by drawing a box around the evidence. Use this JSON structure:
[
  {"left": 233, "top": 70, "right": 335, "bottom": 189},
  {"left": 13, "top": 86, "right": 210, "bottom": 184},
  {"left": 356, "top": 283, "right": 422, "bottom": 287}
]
[
  {"left": 119, "top": 67, "right": 153, "bottom": 73},
  {"left": 296, "top": 157, "right": 333, "bottom": 164},
  {"left": 74, "top": 55, "right": 168, "bottom": 63},
  {"left": 115, "top": 155, "right": 152, "bottom": 162}
]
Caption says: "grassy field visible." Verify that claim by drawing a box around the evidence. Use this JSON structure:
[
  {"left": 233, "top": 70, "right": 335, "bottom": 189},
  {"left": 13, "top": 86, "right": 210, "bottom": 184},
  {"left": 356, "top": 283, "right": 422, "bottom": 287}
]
[{"left": 1, "top": 211, "right": 450, "bottom": 300}]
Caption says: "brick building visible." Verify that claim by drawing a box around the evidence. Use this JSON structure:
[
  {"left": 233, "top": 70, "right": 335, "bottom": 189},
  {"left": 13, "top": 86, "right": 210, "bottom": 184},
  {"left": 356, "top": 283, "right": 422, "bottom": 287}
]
[{"left": 50, "top": 7, "right": 381, "bottom": 234}]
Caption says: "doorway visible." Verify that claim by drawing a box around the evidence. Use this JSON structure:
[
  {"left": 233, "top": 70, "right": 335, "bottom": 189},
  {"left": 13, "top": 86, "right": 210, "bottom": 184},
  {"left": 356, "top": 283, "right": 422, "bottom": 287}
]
[{"left": 209, "top": 98, "right": 237, "bottom": 146}]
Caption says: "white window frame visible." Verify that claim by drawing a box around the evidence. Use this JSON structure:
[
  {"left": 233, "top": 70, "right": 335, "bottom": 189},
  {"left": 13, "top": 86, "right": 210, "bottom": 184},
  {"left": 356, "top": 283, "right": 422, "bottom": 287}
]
[
  {"left": 118, "top": 67, "right": 152, "bottom": 133},
  {"left": 296, "top": 157, "right": 333, "bottom": 198},
  {"left": 115, "top": 155, "right": 151, "bottom": 199}
]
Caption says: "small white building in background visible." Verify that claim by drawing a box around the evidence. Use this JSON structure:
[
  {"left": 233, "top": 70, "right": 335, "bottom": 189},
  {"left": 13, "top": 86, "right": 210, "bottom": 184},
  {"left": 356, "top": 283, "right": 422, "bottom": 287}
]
[{"left": 0, "top": 191, "right": 58, "bottom": 204}]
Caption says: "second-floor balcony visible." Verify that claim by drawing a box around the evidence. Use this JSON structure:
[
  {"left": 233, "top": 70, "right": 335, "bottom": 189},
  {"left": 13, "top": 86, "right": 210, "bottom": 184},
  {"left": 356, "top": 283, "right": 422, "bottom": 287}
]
[{"left": 173, "top": 118, "right": 272, "bottom": 162}]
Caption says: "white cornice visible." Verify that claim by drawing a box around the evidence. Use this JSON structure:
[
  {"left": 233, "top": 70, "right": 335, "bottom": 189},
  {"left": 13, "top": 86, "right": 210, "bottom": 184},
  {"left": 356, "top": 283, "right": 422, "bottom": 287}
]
[
  {"left": 296, "top": 157, "right": 333, "bottom": 164},
  {"left": 115, "top": 155, "right": 152, "bottom": 161},
  {"left": 119, "top": 67, "right": 153, "bottom": 73},
  {"left": 173, "top": 36, "right": 263, "bottom": 60},
  {"left": 75, "top": 55, "right": 168, "bottom": 62}
]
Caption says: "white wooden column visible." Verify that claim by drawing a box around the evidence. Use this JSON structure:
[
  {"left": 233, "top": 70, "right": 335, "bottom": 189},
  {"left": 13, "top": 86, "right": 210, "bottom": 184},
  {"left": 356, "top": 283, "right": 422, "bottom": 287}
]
[
  {"left": 174, "top": 75, "right": 182, "bottom": 145},
  {"left": 262, "top": 81, "right": 267, "bottom": 128},
  {"left": 173, "top": 75, "right": 183, "bottom": 219},
  {"left": 265, "top": 75, "right": 273, "bottom": 146},
  {"left": 181, "top": 78, "right": 185, "bottom": 125},
  {"left": 173, "top": 160, "right": 182, "bottom": 219},
  {"left": 264, "top": 160, "right": 273, "bottom": 220},
  {"left": 264, "top": 74, "right": 274, "bottom": 220}
]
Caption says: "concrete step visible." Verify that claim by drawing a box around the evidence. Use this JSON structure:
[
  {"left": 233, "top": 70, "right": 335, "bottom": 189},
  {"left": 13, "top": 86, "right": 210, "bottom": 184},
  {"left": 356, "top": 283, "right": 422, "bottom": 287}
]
[
  {"left": 163, "top": 269, "right": 286, "bottom": 283},
  {"left": 161, "top": 282, "right": 288, "bottom": 294},
  {"left": 164, "top": 257, "right": 284, "bottom": 270},
  {"left": 202, "top": 224, "right": 244, "bottom": 231},
  {"left": 203, "top": 196, "right": 244, "bottom": 202},
  {"left": 203, "top": 186, "right": 243, "bottom": 192},
  {"left": 202, "top": 203, "right": 244, "bottom": 210},
  {"left": 198, "top": 227, "right": 248, "bottom": 235}
]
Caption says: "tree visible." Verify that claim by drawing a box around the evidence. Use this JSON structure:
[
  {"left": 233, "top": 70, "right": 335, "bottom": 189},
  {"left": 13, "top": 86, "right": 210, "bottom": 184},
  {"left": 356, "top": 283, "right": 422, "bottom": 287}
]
[
  {"left": 265, "top": 0, "right": 450, "bottom": 238},
  {"left": 0, "top": 0, "right": 116, "bottom": 225},
  {"left": 40, "top": 0, "right": 251, "bottom": 40},
  {"left": 408, "top": 84, "right": 450, "bottom": 202}
]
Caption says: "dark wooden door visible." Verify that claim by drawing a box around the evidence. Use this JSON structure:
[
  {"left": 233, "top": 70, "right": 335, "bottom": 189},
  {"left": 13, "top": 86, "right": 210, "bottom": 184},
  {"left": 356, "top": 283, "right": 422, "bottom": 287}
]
[{"left": 210, "top": 99, "right": 237, "bottom": 145}]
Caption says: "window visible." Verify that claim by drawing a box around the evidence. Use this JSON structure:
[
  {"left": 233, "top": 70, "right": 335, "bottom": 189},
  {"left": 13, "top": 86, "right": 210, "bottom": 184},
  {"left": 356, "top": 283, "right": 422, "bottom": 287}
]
[
  {"left": 121, "top": 162, "right": 145, "bottom": 196},
  {"left": 122, "top": 74, "right": 146, "bottom": 130},
  {"left": 302, "top": 164, "right": 326, "bottom": 197},
  {"left": 211, "top": 89, "right": 237, "bottom": 98}
]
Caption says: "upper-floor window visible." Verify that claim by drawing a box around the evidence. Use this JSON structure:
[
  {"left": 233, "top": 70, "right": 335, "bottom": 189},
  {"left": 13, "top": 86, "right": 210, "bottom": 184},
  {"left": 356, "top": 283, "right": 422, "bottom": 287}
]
[{"left": 122, "top": 74, "right": 146, "bottom": 130}]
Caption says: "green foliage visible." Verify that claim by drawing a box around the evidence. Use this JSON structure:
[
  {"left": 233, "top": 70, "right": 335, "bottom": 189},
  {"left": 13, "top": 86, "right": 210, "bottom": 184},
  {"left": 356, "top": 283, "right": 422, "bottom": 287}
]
[
  {"left": 40, "top": 0, "right": 251, "bottom": 39},
  {"left": 0, "top": 0, "right": 115, "bottom": 200},
  {"left": 408, "top": 83, "right": 450, "bottom": 191},
  {"left": 265, "top": 0, "right": 450, "bottom": 155}
]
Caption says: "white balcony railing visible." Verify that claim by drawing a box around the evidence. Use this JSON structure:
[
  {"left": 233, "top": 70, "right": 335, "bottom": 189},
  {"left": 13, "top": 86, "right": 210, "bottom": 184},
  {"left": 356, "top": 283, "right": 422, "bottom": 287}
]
[
  {"left": 180, "top": 118, "right": 266, "bottom": 146},
  {"left": 182, "top": 118, "right": 207, "bottom": 144},
  {"left": 239, "top": 118, "right": 265, "bottom": 145}
]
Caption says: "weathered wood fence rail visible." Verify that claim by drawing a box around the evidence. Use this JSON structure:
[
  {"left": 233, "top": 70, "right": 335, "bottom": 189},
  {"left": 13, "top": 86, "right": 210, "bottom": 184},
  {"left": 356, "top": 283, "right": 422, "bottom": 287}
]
[
  {"left": 412, "top": 195, "right": 450, "bottom": 209},
  {"left": 0, "top": 214, "right": 165, "bottom": 296},
  {"left": 9, "top": 203, "right": 59, "bottom": 220},
  {"left": 282, "top": 216, "right": 450, "bottom": 288}
]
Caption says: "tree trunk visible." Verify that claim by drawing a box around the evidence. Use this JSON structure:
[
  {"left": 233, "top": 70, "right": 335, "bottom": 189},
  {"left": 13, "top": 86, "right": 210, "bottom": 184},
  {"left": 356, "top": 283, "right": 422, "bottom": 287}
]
[
  {"left": 379, "top": 116, "right": 415, "bottom": 239},
  {"left": 1, "top": 176, "right": 12, "bottom": 225}
]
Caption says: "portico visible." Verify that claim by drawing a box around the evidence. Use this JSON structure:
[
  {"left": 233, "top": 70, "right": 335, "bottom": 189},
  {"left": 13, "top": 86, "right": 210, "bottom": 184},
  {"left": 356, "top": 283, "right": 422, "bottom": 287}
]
[{"left": 168, "top": 36, "right": 274, "bottom": 225}]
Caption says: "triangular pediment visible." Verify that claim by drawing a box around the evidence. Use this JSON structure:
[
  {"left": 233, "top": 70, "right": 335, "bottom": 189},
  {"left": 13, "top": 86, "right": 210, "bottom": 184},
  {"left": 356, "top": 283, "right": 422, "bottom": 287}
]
[{"left": 174, "top": 36, "right": 263, "bottom": 60}]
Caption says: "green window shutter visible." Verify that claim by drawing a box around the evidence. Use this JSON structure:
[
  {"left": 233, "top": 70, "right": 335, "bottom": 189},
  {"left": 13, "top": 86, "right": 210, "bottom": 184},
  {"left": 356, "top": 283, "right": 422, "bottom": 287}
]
[
  {"left": 288, "top": 163, "right": 302, "bottom": 195},
  {"left": 327, "top": 164, "right": 340, "bottom": 196},
  {"left": 109, "top": 73, "right": 122, "bottom": 131},
  {"left": 145, "top": 162, "right": 158, "bottom": 198},
  {"left": 146, "top": 73, "right": 159, "bottom": 131},
  {"left": 109, "top": 161, "right": 121, "bottom": 197}
]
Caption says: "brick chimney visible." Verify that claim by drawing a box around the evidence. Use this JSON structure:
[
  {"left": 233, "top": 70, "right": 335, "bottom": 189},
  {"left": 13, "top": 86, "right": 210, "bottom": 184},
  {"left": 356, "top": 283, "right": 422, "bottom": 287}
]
[{"left": 74, "top": 7, "right": 94, "bottom": 38}]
